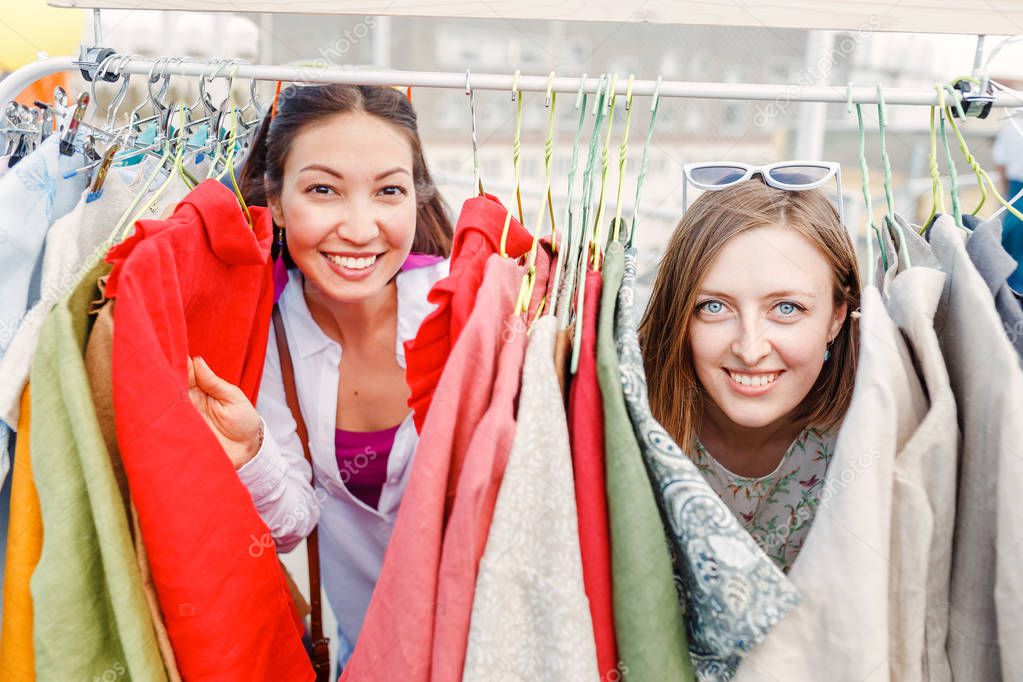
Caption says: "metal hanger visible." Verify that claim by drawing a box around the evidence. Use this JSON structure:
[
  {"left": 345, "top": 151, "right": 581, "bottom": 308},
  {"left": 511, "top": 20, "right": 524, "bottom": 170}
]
[{"left": 465, "top": 69, "right": 484, "bottom": 196}]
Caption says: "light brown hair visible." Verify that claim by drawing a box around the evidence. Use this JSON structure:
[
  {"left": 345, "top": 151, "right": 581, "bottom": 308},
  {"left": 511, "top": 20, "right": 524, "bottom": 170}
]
[{"left": 638, "top": 179, "right": 860, "bottom": 453}]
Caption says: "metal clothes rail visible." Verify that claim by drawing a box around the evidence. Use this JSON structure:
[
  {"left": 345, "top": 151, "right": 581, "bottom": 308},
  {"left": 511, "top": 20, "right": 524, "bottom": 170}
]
[{"left": 2, "top": 55, "right": 1022, "bottom": 113}]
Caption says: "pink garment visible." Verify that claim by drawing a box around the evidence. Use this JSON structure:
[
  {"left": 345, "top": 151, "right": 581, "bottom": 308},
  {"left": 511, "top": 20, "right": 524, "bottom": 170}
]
[
  {"left": 431, "top": 287, "right": 529, "bottom": 679},
  {"left": 341, "top": 255, "right": 526, "bottom": 682}
]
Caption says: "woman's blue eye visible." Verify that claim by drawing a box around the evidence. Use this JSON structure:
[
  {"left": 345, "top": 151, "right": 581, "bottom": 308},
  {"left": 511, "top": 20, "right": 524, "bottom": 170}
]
[
  {"left": 776, "top": 301, "right": 803, "bottom": 315},
  {"left": 700, "top": 300, "right": 724, "bottom": 314}
]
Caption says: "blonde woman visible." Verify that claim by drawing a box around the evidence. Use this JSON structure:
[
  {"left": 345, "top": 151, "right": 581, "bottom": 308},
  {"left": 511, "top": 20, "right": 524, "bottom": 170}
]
[{"left": 639, "top": 175, "right": 860, "bottom": 571}]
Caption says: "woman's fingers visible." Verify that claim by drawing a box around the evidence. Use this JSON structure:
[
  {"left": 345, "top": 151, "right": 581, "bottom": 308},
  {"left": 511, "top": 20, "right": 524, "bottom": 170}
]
[{"left": 192, "top": 356, "right": 240, "bottom": 403}]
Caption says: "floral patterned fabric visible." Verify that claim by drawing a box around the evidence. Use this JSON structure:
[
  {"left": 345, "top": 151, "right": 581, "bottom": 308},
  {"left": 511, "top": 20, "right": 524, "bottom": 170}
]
[
  {"left": 614, "top": 247, "right": 801, "bottom": 680},
  {"left": 691, "top": 428, "right": 836, "bottom": 573}
]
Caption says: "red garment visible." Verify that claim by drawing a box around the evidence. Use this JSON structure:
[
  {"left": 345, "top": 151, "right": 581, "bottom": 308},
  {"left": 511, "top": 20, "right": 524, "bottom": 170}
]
[
  {"left": 106, "top": 180, "right": 312, "bottom": 681},
  {"left": 342, "top": 255, "right": 526, "bottom": 682},
  {"left": 404, "top": 194, "right": 532, "bottom": 433},
  {"left": 568, "top": 269, "right": 618, "bottom": 678}
]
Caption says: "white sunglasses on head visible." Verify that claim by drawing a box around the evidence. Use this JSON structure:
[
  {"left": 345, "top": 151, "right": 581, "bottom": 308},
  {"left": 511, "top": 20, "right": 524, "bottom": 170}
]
[{"left": 683, "top": 161, "right": 845, "bottom": 226}]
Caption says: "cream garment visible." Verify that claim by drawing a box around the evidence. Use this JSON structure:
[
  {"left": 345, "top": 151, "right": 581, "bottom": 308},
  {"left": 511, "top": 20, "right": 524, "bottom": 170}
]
[
  {"left": 884, "top": 256, "right": 958, "bottom": 681},
  {"left": 883, "top": 219, "right": 959, "bottom": 682},
  {"left": 734, "top": 285, "right": 925, "bottom": 682},
  {"left": 930, "top": 215, "right": 1023, "bottom": 681},
  {"left": 462, "top": 315, "right": 599, "bottom": 682},
  {"left": 0, "top": 170, "right": 192, "bottom": 428}
]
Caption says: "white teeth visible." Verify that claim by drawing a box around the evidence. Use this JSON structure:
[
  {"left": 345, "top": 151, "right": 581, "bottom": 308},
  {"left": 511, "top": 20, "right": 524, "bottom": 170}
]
[
  {"left": 728, "top": 371, "right": 778, "bottom": 388},
  {"left": 325, "top": 254, "right": 377, "bottom": 270}
]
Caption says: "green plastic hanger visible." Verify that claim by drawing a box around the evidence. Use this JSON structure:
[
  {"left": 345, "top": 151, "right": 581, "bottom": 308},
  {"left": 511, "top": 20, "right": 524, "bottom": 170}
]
[
  {"left": 511, "top": 70, "right": 525, "bottom": 224},
  {"left": 570, "top": 74, "right": 610, "bottom": 373},
  {"left": 941, "top": 84, "right": 1023, "bottom": 224},
  {"left": 847, "top": 83, "right": 884, "bottom": 284},
  {"left": 590, "top": 73, "right": 619, "bottom": 270},
  {"left": 515, "top": 71, "right": 558, "bottom": 317},
  {"left": 628, "top": 76, "right": 661, "bottom": 247},
  {"left": 610, "top": 75, "right": 635, "bottom": 247},
  {"left": 559, "top": 74, "right": 606, "bottom": 332},
  {"left": 552, "top": 74, "right": 590, "bottom": 324},
  {"left": 876, "top": 84, "right": 911, "bottom": 271},
  {"left": 937, "top": 85, "right": 963, "bottom": 228}
]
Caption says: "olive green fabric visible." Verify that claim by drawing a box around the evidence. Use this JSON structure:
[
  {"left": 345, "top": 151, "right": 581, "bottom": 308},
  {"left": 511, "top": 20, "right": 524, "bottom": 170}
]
[
  {"left": 30, "top": 260, "right": 168, "bottom": 681},
  {"left": 596, "top": 238, "right": 695, "bottom": 682}
]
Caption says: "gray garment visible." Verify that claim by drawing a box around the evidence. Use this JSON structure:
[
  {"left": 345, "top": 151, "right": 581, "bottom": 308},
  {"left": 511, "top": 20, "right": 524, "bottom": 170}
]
[
  {"left": 736, "top": 285, "right": 924, "bottom": 682},
  {"left": 964, "top": 216, "right": 1023, "bottom": 363},
  {"left": 931, "top": 214, "right": 1023, "bottom": 681},
  {"left": 885, "top": 264, "right": 958, "bottom": 682},
  {"left": 615, "top": 248, "right": 800, "bottom": 681}
]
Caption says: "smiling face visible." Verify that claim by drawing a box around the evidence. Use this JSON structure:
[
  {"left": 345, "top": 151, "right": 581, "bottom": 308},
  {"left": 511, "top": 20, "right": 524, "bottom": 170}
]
[
  {"left": 689, "top": 223, "right": 847, "bottom": 432},
  {"left": 269, "top": 111, "right": 417, "bottom": 303}
]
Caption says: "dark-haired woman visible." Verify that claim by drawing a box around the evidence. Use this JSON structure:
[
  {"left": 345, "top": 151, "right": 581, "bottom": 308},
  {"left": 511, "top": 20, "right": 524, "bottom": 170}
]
[{"left": 184, "top": 83, "right": 453, "bottom": 666}]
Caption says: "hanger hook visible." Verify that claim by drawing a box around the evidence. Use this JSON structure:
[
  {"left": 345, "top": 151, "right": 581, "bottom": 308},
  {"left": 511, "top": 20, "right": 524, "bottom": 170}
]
[
  {"left": 465, "top": 69, "right": 482, "bottom": 195},
  {"left": 545, "top": 70, "right": 555, "bottom": 109},
  {"left": 574, "top": 73, "right": 588, "bottom": 109},
  {"left": 104, "top": 53, "right": 135, "bottom": 129},
  {"left": 89, "top": 52, "right": 120, "bottom": 114},
  {"left": 512, "top": 69, "right": 521, "bottom": 102},
  {"left": 650, "top": 75, "right": 662, "bottom": 112},
  {"left": 846, "top": 81, "right": 854, "bottom": 114}
]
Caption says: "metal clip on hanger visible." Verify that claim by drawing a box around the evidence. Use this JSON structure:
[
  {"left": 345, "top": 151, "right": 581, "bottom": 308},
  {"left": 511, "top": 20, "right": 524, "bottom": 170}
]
[{"left": 60, "top": 92, "right": 90, "bottom": 156}]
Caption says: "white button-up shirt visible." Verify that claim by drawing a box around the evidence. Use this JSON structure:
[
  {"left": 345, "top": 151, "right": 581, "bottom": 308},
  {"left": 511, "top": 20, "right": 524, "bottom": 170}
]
[{"left": 237, "top": 260, "right": 448, "bottom": 654}]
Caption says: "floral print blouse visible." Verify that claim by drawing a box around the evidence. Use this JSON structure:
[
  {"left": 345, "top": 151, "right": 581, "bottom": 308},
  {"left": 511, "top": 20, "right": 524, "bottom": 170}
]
[{"left": 691, "top": 427, "right": 837, "bottom": 573}]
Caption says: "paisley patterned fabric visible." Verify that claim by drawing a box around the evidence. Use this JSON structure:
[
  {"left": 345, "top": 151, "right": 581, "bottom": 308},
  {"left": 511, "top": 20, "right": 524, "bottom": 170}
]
[
  {"left": 463, "top": 315, "right": 599, "bottom": 681},
  {"left": 613, "top": 248, "right": 801, "bottom": 680},
  {"left": 692, "top": 427, "right": 836, "bottom": 573}
]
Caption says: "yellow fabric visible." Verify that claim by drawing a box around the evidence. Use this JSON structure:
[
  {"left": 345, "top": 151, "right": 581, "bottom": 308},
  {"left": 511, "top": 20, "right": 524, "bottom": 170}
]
[{"left": 0, "top": 386, "right": 41, "bottom": 680}]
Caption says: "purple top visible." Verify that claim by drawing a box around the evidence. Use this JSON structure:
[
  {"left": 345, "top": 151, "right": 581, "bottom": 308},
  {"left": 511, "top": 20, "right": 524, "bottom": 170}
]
[{"left": 334, "top": 424, "right": 400, "bottom": 509}]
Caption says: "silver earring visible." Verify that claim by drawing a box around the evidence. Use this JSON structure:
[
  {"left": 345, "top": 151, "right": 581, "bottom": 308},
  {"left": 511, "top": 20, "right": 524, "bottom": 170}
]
[{"left": 824, "top": 341, "right": 833, "bottom": 362}]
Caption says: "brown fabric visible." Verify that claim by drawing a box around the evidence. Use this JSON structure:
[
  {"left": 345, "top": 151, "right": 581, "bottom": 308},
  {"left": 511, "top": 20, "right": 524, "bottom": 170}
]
[
  {"left": 271, "top": 304, "right": 331, "bottom": 682},
  {"left": 131, "top": 506, "right": 182, "bottom": 682},
  {"left": 553, "top": 326, "right": 573, "bottom": 398}
]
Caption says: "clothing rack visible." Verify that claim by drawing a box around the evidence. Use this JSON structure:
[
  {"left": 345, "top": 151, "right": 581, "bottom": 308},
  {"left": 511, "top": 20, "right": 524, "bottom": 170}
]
[{"left": 2, "top": 53, "right": 1023, "bottom": 117}]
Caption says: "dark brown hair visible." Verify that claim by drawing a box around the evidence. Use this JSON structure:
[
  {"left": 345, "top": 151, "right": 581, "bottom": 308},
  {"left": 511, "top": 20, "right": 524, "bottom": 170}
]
[
  {"left": 638, "top": 179, "right": 861, "bottom": 453},
  {"left": 238, "top": 83, "right": 453, "bottom": 263}
]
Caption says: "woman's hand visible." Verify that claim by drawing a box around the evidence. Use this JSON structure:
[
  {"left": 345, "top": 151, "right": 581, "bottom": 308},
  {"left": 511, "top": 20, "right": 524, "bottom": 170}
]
[{"left": 187, "top": 356, "right": 263, "bottom": 469}]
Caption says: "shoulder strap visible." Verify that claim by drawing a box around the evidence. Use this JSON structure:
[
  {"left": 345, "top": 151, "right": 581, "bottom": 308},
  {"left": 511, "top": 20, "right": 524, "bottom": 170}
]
[{"left": 271, "top": 304, "right": 331, "bottom": 682}]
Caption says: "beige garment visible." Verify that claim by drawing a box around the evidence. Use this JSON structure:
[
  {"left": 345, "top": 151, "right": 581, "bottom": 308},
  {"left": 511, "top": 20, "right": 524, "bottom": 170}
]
[
  {"left": 735, "top": 285, "right": 925, "bottom": 682},
  {"left": 885, "top": 263, "right": 958, "bottom": 682},
  {"left": 931, "top": 215, "right": 1023, "bottom": 681},
  {"left": 462, "top": 315, "right": 599, "bottom": 681}
]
